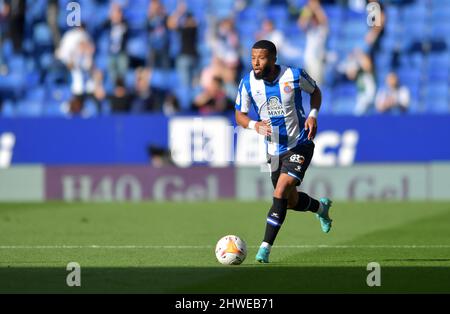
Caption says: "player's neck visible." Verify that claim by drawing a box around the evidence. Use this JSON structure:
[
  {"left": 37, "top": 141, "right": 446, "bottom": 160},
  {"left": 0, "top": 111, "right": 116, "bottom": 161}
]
[{"left": 263, "top": 65, "right": 281, "bottom": 83}]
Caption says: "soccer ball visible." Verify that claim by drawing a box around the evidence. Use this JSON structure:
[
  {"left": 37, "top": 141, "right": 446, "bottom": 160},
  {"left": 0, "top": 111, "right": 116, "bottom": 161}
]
[{"left": 215, "top": 235, "right": 247, "bottom": 265}]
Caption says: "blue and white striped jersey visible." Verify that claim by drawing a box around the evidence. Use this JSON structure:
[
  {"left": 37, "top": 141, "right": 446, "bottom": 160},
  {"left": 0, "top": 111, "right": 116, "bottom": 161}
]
[{"left": 235, "top": 65, "right": 317, "bottom": 156}]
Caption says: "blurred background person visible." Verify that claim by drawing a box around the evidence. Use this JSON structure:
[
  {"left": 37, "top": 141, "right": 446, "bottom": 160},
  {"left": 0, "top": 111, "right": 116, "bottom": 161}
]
[
  {"left": 46, "top": 0, "right": 60, "bottom": 48},
  {"left": 103, "top": 2, "right": 129, "bottom": 86},
  {"left": 109, "top": 77, "right": 132, "bottom": 113},
  {"left": 168, "top": 1, "right": 199, "bottom": 89},
  {"left": 256, "top": 19, "right": 302, "bottom": 66},
  {"left": 147, "top": 0, "right": 171, "bottom": 70},
  {"left": 193, "top": 76, "right": 233, "bottom": 115},
  {"left": 365, "top": 0, "right": 385, "bottom": 65},
  {"left": 8, "top": 0, "right": 25, "bottom": 53},
  {"left": 298, "top": 0, "right": 328, "bottom": 84},
  {"left": 340, "top": 49, "right": 376, "bottom": 115},
  {"left": 57, "top": 25, "right": 96, "bottom": 105},
  {"left": 0, "top": 0, "right": 10, "bottom": 75},
  {"left": 208, "top": 17, "right": 240, "bottom": 98},
  {"left": 131, "top": 67, "right": 165, "bottom": 113},
  {"left": 375, "top": 72, "right": 410, "bottom": 114},
  {"left": 161, "top": 92, "right": 180, "bottom": 116}
]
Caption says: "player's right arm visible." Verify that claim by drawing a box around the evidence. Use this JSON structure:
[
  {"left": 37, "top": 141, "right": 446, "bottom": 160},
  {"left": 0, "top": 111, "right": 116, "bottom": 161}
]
[{"left": 235, "top": 79, "right": 271, "bottom": 136}]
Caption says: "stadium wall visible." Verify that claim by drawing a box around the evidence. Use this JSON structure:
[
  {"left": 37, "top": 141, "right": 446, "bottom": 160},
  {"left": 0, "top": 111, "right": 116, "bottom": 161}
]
[
  {"left": 1, "top": 115, "right": 450, "bottom": 166},
  {"left": 1, "top": 164, "right": 449, "bottom": 202}
]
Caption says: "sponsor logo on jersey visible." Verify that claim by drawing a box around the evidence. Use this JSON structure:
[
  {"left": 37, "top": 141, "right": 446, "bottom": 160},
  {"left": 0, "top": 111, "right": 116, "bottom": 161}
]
[{"left": 267, "top": 96, "right": 285, "bottom": 117}]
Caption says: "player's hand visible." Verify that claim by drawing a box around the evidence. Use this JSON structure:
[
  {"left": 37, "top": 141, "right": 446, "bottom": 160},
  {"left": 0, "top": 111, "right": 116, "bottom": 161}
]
[
  {"left": 255, "top": 120, "right": 272, "bottom": 136},
  {"left": 304, "top": 117, "right": 317, "bottom": 140}
]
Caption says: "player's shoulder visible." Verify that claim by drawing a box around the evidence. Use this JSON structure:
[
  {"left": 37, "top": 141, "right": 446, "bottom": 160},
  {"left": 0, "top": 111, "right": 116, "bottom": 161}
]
[
  {"left": 238, "top": 71, "right": 253, "bottom": 89},
  {"left": 290, "top": 66, "right": 316, "bottom": 87},
  {"left": 279, "top": 65, "right": 301, "bottom": 79}
]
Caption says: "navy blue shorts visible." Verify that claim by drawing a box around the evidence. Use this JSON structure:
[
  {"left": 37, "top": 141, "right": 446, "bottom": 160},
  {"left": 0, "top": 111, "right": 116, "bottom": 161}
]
[{"left": 268, "top": 142, "right": 315, "bottom": 188}]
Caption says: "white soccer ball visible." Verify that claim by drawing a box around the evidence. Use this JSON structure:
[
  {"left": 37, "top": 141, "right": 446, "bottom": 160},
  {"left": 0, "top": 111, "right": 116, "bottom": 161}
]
[{"left": 215, "top": 235, "right": 247, "bottom": 265}]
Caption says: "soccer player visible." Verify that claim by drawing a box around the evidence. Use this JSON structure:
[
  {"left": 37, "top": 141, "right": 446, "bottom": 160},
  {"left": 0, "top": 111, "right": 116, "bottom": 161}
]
[{"left": 235, "top": 40, "right": 333, "bottom": 263}]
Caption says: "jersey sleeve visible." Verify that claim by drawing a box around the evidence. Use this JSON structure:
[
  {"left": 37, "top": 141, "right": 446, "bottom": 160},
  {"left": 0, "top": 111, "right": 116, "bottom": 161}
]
[
  {"left": 299, "top": 69, "right": 317, "bottom": 94},
  {"left": 235, "top": 79, "right": 251, "bottom": 113}
]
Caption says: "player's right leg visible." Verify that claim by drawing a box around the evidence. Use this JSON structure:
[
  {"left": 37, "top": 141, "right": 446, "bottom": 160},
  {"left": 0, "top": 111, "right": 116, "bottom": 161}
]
[
  {"left": 288, "top": 190, "right": 333, "bottom": 233},
  {"left": 256, "top": 173, "right": 297, "bottom": 263}
]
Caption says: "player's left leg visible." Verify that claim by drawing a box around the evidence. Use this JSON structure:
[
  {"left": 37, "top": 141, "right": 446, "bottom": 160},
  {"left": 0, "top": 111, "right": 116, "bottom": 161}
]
[
  {"left": 288, "top": 190, "right": 333, "bottom": 233},
  {"left": 256, "top": 173, "right": 297, "bottom": 263},
  {"left": 282, "top": 141, "right": 333, "bottom": 233}
]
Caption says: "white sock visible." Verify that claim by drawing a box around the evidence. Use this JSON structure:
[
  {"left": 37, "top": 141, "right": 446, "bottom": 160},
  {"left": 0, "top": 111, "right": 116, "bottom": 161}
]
[
  {"left": 261, "top": 242, "right": 272, "bottom": 251},
  {"left": 316, "top": 202, "right": 324, "bottom": 216}
]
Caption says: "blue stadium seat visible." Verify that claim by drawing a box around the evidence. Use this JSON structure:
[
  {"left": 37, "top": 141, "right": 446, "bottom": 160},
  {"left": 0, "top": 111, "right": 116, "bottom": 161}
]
[
  {"left": 26, "top": 87, "right": 46, "bottom": 103},
  {"left": 33, "top": 23, "right": 53, "bottom": 47},
  {"left": 1, "top": 100, "right": 16, "bottom": 118},
  {"left": 332, "top": 95, "right": 356, "bottom": 115},
  {"left": 48, "top": 85, "right": 72, "bottom": 103},
  {"left": 322, "top": 4, "right": 344, "bottom": 19},
  {"left": 43, "top": 99, "right": 66, "bottom": 117},
  {"left": 25, "top": 0, "right": 48, "bottom": 26},
  {"left": 95, "top": 53, "right": 109, "bottom": 73},
  {"left": 16, "top": 100, "right": 44, "bottom": 117},
  {"left": 150, "top": 69, "right": 178, "bottom": 90},
  {"left": 7, "top": 55, "right": 25, "bottom": 71},
  {"left": 82, "top": 98, "right": 99, "bottom": 117},
  {"left": 126, "top": 35, "right": 148, "bottom": 61},
  {"left": 125, "top": 70, "right": 136, "bottom": 89}
]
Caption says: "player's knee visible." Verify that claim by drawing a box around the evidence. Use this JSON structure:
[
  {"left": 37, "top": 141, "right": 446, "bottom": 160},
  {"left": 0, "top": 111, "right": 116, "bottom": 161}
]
[{"left": 274, "top": 179, "right": 297, "bottom": 199}]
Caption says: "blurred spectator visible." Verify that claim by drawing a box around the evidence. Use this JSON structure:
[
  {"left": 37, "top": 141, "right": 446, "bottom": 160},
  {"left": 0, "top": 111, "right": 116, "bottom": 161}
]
[
  {"left": 168, "top": 2, "right": 199, "bottom": 89},
  {"left": 0, "top": 0, "right": 10, "bottom": 75},
  {"left": 298, "top": 0, "right": 328, "bottom": 84},
  {"left": 375, "top": 72, "right": 410, "bottom": 114},
  {"left": 47, "top": 0, "right": 61, "bottom": 48},
  {"left": 109, "top": 77, "right": 132, "bottom": 113},
  {"left": 131, "top": 67, "right": 165, "bottom": 112},
  {"left": 193, "top": 76, "right": 233, "bottom": 115},
  {"left": 57, "top": 25, "right": 96, "bottom": 101},
  {"left": 62, "top": 69, "right": 104, "bottom": 117},
  {"left": 256, "top": 19, "right": 302, "bottom": 65},
  {"left": 56, "top": 24, "right": 92, "bottom": 67},
  {"left": 103, "top": 3, "right": 129, "bottom": 85},
  {"left": 256, "top": 19, "right": 284, "bottom": 52},
  {"left": 209, "top": 18, "right": 240, "bottom": 89},
  {"left": 67, "top": 95, "right": 84, "bottom": 115},
  {"left": 341, "top": 49, "right": 376, "bottom": 115},
  {"left": 148, "top": 145, "right": 173, "bottom": 167},
  {"left": 162, "top": 92, "right": 180, "bottom": 116},
  {"left": 8, "top": 0, "right": 25, "bottom": 53},
  {"left": 365, "top": 0, "right": 385, "bottom": 62},
  {"left": 147, "top": 0, "right": 171, "bottom": 70},
  {"left": 92, "top": 69, "right": 106, "bottom": 114}
]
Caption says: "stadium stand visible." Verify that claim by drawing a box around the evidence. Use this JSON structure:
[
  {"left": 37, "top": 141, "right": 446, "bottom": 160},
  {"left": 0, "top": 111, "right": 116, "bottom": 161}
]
[{"left": 0, "top": 0, "right": 448, "bottom": 117}]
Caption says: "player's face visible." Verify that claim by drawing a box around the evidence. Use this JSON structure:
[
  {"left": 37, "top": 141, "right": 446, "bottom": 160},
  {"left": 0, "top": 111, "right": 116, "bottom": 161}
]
[{"left": 252, "top": 49, "right": 275, "bottom": 79}]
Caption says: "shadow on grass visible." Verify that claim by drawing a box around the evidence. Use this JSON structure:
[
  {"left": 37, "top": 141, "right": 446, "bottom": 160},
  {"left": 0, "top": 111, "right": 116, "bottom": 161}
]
[{"left": 0, "top": 266, "right": 449, "bottom": 294}]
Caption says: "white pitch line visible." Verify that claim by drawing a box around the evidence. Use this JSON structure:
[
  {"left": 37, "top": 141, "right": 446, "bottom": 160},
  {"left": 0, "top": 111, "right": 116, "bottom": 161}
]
[{"left": 0, "top": 245, "right": 450, "bottom": 249}]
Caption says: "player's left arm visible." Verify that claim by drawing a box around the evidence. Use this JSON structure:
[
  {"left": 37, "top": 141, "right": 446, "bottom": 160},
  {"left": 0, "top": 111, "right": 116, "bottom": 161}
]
[
  {"left": 305, "top": 86, "right": 321, "bottom": 140},
  {"left": 299, "top": 69, "right": 321, "bottom": 140}
]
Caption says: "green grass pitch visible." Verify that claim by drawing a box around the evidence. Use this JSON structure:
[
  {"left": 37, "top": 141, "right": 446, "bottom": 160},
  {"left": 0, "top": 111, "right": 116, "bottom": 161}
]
[{"left": 0, "top": 201, "right": 450, "bottom": 293}]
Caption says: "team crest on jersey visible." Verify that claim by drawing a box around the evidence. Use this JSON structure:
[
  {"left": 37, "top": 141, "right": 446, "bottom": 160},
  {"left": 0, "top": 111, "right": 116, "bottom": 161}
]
[
  {"left": 267, "top": 96, "right": 285, "bottom": 117},
  {"left": 290, "top": 154, "right": 305, "bottom": 164},
  {"left": 283, "top": 82, "right": 293, "bottom": 94}
]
